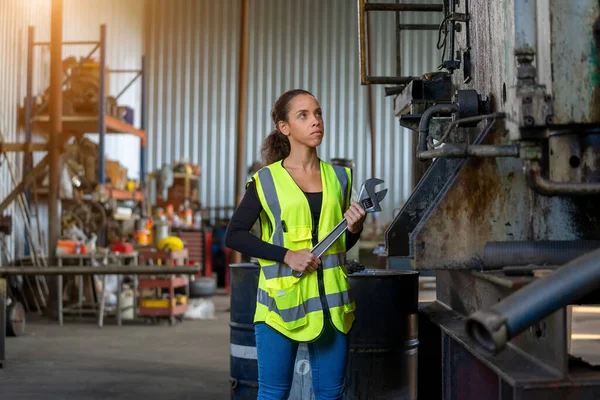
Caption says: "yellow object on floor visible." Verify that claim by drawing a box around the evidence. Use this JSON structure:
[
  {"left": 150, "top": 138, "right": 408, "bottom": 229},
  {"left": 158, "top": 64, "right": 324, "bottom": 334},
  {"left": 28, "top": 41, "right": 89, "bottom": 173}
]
[{"left": 141, "top": 295, "right": 188, "bottom": 309}]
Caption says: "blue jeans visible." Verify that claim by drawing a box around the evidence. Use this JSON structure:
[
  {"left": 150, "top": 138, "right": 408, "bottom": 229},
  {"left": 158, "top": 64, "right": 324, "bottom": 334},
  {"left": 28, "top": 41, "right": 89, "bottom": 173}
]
[{"left": 255, "top": 321, "right": 348, "bottom": 400}]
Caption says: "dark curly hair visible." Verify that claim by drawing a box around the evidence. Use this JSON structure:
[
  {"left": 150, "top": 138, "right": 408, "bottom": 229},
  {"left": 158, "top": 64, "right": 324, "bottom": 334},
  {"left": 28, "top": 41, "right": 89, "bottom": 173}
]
[{"left": 261, "top": 89, "right": 314, "bottom": 165}]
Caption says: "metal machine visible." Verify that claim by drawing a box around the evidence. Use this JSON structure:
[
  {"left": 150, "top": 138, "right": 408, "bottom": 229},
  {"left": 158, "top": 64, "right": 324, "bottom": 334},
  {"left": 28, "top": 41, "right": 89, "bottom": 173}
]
[{"left": 358, "top": 0, "right": 600, "bottom": 398}]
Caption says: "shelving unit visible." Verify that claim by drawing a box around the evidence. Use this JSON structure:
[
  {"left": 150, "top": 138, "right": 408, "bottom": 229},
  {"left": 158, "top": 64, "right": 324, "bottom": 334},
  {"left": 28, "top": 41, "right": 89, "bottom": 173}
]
[
  {"left": 24, "top": 24, "right": 147, "bottom": 184},
  {"left": 17, "top": 24, "right": 148, "bottom": 250},
  {"left": 30, "top": 115, "right": 146, "bottom": 145},
  {"left": 137, "top": 249, "right": 190, "bottom": 325}
]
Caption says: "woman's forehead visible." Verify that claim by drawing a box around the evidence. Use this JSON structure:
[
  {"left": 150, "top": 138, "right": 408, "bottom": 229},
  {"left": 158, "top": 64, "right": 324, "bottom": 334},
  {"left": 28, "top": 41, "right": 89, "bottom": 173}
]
[{"left": 289, "top": 94, "right": 320, "bottom": 111}]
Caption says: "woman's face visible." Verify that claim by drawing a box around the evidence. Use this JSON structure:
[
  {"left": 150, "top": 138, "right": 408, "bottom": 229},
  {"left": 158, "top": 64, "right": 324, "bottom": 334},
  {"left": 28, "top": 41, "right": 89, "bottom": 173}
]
[{"left": 279, "top": 94, "right": 324, "bottom": 148}]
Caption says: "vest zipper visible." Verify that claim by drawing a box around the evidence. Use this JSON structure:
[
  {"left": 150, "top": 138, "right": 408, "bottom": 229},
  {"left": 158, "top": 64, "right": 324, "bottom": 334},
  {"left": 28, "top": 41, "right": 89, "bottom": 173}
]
[{"left": 311, "top": 215, "right": 330, "bottom": 321}]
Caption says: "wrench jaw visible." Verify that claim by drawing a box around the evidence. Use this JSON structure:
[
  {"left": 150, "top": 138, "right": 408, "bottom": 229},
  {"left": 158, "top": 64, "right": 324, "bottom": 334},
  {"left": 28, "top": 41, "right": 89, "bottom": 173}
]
[{"left": 358, "top": 178, "right": 387, "bottom": 213}]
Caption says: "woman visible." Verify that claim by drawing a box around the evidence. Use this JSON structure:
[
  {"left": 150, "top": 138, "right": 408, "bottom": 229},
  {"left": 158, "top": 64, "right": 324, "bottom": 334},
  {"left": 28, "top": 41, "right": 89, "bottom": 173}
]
[{"left": 225, "top": 89, "right": 366, "bottom": 400}]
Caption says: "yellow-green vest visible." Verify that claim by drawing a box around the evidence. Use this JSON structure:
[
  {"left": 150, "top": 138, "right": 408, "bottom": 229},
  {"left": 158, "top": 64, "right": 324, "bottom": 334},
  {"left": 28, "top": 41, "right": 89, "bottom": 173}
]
[{"left": 250, "top": 160, "right": 356, "bottom": 342}]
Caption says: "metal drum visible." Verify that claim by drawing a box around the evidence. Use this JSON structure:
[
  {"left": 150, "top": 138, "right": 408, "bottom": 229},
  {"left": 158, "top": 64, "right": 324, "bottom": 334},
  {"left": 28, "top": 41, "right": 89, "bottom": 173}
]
[
  {"left": 346, "top": 270, "right": 419, "bottom": 400},
  {"left": 230, "top": 263, "right": 261, "bottom": 399},
  {"left": 230, "top": 263, "right": 316, "bottom": 399}
]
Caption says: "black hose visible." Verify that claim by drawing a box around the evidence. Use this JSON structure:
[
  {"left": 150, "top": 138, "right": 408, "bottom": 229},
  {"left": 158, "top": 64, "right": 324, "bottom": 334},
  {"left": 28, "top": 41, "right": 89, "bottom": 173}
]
[
  {"left": 483, "top": 240, "right": 600, "bottom": 269},
  {"left": 466, "top": 247, "right": 600, "bottom": 355},
  {"left": 417, "top": 103, "right": 459, "bottom": 154}
]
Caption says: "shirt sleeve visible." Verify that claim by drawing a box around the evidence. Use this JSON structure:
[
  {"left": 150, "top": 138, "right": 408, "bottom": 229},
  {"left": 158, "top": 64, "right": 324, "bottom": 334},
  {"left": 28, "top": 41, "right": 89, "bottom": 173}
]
[
  {"left": 224, "top": 180, "right": 289, "bottom": 263},
  {"left": 346, "top": 231, "right": 360, "bottom": 251}
]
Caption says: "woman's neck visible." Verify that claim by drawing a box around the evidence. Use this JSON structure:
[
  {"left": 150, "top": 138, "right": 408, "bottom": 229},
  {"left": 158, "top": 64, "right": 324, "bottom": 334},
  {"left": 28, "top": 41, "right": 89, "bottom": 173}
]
[{"left": 285, "top": 146, "right": 319, "bottom": 171}]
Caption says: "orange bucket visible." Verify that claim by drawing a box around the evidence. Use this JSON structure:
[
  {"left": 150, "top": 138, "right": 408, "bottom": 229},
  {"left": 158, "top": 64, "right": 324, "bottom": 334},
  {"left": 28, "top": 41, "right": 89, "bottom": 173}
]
[{"left": 135, "top": 230, "right": 150, "bottom": 246}]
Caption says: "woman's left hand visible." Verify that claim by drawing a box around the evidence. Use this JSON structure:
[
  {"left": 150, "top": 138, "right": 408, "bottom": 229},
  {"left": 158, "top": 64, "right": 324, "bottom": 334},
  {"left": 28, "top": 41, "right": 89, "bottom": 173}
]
[{"left": 345, "top": 202, "right": 367, "bottom": 234}]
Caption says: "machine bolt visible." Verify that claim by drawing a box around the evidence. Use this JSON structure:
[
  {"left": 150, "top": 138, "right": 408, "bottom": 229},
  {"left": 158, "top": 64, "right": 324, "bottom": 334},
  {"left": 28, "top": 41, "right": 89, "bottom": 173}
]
[
  {"left": 524, "top": 116, "right": 535, "bottom": 126},
  {"left": 546, "top": 115, "right": 554, "bottom": 125}
]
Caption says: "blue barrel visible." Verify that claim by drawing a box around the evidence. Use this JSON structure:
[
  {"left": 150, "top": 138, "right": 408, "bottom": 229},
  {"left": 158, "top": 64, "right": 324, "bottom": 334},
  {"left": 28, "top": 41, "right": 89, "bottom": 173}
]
[
  {"left": 230, "top": 263, "right": 315, "bottom": 399},
  {"left": 230, "top": 263, "right": 260, "bottom": 399},
  {"left": 346, "top": 269, "right": 419, "bottom": 400}
]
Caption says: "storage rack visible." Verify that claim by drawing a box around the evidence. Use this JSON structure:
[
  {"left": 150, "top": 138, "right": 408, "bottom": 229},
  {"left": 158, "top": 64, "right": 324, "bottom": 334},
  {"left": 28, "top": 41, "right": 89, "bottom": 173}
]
[
  {"left": 24, "top": 24, "right": 147, "bottom": 185},
  {"left": 14, "top": 24, "right": 147, "bottom": 251}
]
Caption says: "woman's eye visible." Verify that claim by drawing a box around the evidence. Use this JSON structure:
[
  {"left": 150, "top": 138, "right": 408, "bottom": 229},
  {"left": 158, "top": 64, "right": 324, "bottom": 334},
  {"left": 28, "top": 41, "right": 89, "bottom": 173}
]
[
  {"left": 316, "top": 112, "right": 322, "bottom": 118},
  {"left": 299, "top": 113, "right": 306, "bottom": 119}
]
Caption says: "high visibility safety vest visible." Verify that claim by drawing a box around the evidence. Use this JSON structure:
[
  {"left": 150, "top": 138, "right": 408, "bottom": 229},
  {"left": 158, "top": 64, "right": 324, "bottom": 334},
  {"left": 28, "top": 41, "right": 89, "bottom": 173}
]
[{"left": 250, "top": 160, "right": 356, "bottom": 342}]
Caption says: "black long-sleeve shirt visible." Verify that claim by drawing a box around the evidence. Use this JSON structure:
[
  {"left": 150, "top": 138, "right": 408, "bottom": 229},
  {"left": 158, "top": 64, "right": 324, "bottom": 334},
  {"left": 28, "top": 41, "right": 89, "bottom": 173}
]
[{"left": 225, "top": 180, "right": 360, "bottom": 263}]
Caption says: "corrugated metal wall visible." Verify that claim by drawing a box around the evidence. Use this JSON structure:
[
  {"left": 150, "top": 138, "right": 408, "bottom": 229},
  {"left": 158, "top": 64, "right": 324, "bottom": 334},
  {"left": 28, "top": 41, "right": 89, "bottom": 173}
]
[
  {"left": 0, "top": 0, "right": 144, "bottom": 257},
  {"left": 145, "top": 0, "right": 241, "bottom": 220},
  {"left": 146, "top": 0, "right": 442, "bottom": 226},
  {"left": 245, "top": 0, "right": 443, "bottom": 226}
]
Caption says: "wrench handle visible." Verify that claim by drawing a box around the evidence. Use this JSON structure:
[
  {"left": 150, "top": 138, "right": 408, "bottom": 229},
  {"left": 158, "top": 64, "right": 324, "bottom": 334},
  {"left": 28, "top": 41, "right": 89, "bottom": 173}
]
[
  {"left": 291, "top": 219, "right": 349, "bottom": 278},
  {"left": 311, "top": 219, "right": 348, "bottom": 258}
]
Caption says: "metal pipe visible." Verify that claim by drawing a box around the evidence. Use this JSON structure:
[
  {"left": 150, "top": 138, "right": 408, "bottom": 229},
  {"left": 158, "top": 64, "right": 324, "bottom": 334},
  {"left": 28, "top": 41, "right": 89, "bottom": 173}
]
[
  {"left": 231, "top": 0, "right": 250, "bottom": 266},
  {"left": 49, "top": 0, "right": 63, "bottom": 266},
  {"left": 367, "top": 10, "right": 376, "bottom": 179},
  {"left": 234, "top": 0, "right": 250, "bottom": 207},
  {"left": 525, "top": 161, "right": 600, "bottom": 195},
  {"left": 97, "top": 24, "right": 107, "bottom": 185},
  {"left": 483, "top": 240, "right": 600, "bottom": 269},
  {"left": 109, "top": 69, "right": 141, "bottom": 73},
  {"left": 398, "top": 24, "right": 440, "bottom": 30},
  {"left": 417, "top": 104, "right": 459, "bottom": 153},
  {"left": 363, "top": 76, "right": 415, "bottom": 85},
  {"left": 466, "top": 248, "right": 600, "bottom": 355},
  {"left": 418, "top": 144, "right": 520, "bottom": 160},
  {"left": 449, "top": 0, "right": 456, "bottom": 65},
  {"left": 0, "top": 265, "right": 200, "bottom": 276},
  {"left": 364, "top": 3, "right": 444, "bottom": 12},
  {"left": 395, "top": 0, "right": 401, "bottom": 78},
  {"left": 140, "top": 55, "right": 146, "bottom": 185},
  {"left": 115, "top": 71, "right": 141, "bottom": 100},
  {"left": 358, "top": 0, "right": 367, "bottom": 85},
  {"left": 24, "top": 26, "right": 34, "bottom": 257},
  {"left": 62, "top": 40, "right": 99, "bottom": 45}
]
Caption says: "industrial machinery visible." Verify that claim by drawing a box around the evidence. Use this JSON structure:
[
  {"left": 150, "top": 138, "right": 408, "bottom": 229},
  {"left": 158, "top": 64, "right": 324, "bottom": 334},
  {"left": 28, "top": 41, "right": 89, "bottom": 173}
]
[{"left": 358, "top": 0, "right": 600, "bottom": 398}]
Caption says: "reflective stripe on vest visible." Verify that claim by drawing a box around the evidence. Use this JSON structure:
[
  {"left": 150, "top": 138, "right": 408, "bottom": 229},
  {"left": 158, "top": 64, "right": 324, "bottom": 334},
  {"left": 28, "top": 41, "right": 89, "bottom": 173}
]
[
  {"left": 258, "top": 168, "right": 284, "bottom": 246},
  {"left": 257, "top": 287, "right": 353, "bottom": 323},
  {"left": 332, "top": 165, "right": 349, "bottom": 212},
  {"left": 261, "top": 253, "right": 346, "bottom": 280}
]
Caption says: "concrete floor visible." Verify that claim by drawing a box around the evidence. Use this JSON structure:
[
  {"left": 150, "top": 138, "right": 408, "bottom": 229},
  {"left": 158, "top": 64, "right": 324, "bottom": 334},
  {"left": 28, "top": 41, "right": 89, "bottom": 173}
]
[
  {"left": 0, "top": 293, "right": 233, "bottom": 400},
  {"left": 1, "top": 285, "right": 600, "bottom": 399}
]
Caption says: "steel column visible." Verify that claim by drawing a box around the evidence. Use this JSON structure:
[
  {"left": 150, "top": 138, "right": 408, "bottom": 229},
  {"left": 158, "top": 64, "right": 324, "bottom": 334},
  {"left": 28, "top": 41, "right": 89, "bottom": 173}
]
[
  {"left": 49, "top": 0, "right": 63, "bottom": 269},
  {"left": 24, "top": 26, "right": 34, "bottom": 257},
  {"left": 140, "top": 55, "right": 146, "bottom": 185},
  {"left": 234, "top": 0, "right": 250, "bottom": 206},
  {"left": 97, "top": 24, "right": 107, "bottom": 185}
]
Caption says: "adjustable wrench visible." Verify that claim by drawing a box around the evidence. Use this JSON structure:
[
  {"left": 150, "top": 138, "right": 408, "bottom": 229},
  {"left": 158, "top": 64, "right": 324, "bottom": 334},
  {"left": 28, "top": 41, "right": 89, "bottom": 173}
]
[{"left": 292, "top": 178, "right": 388, "bottom": 278}]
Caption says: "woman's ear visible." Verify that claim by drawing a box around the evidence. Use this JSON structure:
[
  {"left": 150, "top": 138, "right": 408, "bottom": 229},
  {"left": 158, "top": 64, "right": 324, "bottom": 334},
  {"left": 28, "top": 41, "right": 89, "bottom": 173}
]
[{"left": 278, "top": 121, "right": 290, "bottom": 136}]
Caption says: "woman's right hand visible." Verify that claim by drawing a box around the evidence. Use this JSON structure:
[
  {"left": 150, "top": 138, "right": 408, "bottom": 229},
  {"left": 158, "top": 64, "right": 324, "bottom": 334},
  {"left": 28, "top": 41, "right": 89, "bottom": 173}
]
[{"left": 284, "top": 249, "right": 321, "bottom": 274}]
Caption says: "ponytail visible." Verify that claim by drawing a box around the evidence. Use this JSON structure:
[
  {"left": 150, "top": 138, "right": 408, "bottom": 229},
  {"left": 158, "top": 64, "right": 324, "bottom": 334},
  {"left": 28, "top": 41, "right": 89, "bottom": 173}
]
[
  {"left": 260, "top": 89, "right": 314, "bottom": 166},
  {"left": 261, "top": 129, "right": 290, "bottom": 165}
]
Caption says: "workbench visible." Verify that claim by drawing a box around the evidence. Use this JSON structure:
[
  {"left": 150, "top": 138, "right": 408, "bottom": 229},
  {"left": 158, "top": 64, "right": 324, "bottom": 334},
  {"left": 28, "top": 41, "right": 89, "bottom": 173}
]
[{"left": 57, "top": 251, "right": 139, "bottom": 327}]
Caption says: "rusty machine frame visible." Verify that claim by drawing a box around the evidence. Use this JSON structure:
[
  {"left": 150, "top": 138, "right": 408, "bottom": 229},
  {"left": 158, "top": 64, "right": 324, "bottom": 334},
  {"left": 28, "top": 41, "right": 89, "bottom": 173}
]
[{"left": 359, "top": 0, "right": 600, "bottom": 398}]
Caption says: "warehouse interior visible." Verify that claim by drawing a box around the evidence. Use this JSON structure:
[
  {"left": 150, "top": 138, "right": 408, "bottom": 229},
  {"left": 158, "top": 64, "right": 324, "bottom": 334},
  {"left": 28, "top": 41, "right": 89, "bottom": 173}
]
[{"left": 0, "top": 0, "right": 599, "bottom": 399}]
